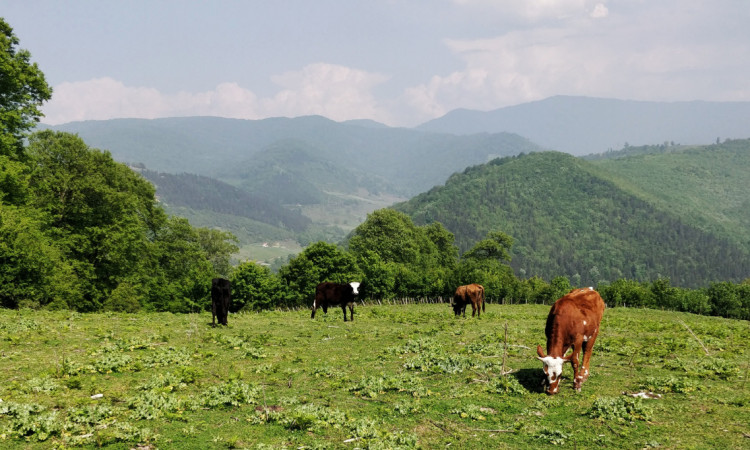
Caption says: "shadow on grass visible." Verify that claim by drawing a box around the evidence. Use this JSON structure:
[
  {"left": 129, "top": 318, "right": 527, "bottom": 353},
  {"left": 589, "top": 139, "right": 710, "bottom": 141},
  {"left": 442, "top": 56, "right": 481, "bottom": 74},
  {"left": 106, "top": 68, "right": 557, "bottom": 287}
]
[{"left": 514, "top": 368, "right": 545, "bottom": 394}]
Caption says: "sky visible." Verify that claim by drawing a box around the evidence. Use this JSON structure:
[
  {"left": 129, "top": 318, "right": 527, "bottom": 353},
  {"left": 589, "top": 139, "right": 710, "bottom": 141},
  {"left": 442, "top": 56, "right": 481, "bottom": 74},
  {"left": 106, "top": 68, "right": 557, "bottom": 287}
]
[{"left": 3, "top": 0, "right": 750, "bottom": 127}]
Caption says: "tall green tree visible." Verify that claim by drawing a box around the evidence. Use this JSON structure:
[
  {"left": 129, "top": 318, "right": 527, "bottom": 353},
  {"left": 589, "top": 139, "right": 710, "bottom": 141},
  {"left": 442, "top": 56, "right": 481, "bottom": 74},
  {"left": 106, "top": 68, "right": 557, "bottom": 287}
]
[
  {"left": 25, "top": 131, "right": 160, "bottom": 310},
  {"left": 0, "top": 205, "right": 80, "bottom": 309},
  {"left": 0, "top": 18, "right": 52, "bottom": 159},
  {"left": 139, "top": 216, "right": 215, "bottom": 313},
  {"left": 462, "top": 230, "right": 513, "bottom": 263},
  {"left": 231, "top": 261, "right": 284, "bottom": 311},
  {"left": 196, "top": 227, "right": 239, "bottom": 278}
]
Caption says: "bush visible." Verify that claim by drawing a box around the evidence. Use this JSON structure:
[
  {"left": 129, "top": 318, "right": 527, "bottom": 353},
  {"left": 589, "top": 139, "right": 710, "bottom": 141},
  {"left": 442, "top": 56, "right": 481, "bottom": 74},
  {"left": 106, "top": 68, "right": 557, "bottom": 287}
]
[{"left": 588, "top": 396, "right": 653, "bottom": 422}]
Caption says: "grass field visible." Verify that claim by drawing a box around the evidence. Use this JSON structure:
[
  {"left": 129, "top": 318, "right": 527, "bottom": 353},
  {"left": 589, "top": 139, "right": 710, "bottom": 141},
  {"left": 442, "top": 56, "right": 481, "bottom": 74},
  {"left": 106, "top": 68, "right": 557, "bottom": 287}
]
[{"left": 1, "top": 303, "right": 748, "bottom": 449}]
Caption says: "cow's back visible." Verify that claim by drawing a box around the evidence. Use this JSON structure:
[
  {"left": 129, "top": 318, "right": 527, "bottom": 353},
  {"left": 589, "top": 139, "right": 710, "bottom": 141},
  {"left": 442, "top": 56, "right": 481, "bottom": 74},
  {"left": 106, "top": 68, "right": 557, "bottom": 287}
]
[
  {"left": 546, "top": 288, "right": 604, "bottom": 341},
  {"left": 316, "top": 282, "right": 354, "bottom": 305},
  {"left": 466, "top": 284, "right": 483, "bottom": 302}
]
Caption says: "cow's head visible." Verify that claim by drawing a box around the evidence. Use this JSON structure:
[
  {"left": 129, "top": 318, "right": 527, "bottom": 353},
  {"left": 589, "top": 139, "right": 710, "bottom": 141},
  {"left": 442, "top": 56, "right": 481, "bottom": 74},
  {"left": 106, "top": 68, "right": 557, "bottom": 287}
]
[
  {"left": 349, "top": 282, "right": 361, "bottom": 295},
  {"left": 537, "top": 345, "right": 568, "bottom": 395}
]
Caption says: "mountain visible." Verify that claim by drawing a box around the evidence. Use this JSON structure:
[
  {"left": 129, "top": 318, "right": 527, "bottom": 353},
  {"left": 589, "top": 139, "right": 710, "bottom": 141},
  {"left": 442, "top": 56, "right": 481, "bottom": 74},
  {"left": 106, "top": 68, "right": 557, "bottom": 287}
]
[
  {"left": 417, "top": 96, "right": 750, "bottom": 155},
  {"left": 49, "top": 116, "right": 543, "bottom": 197},
  {"left": 394, "top": 150, "right": 750, "bottom": 288}
]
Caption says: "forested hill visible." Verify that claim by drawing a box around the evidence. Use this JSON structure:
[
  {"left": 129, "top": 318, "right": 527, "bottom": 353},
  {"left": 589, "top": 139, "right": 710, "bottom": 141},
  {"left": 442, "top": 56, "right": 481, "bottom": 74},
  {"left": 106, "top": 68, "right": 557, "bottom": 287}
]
[
  {"left": 140, "top": 170, "right": 311, "bottom": 232},
  {"left": 587, "top": 139, "right": 750, "bottom": 249},
  {"left": 394, "top": 151, "right": 750, "bottom": 288}
]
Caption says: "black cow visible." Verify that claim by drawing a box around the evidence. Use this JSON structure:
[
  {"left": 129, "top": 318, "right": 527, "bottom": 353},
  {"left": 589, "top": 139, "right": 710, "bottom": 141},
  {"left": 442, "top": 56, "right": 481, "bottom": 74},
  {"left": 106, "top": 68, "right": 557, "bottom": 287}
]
[
  {"left": 211, "top": 277, "right": 231, "bottom": 326},
  {"left": 311, "top": 282, "right": 360, "bottom": 322}
]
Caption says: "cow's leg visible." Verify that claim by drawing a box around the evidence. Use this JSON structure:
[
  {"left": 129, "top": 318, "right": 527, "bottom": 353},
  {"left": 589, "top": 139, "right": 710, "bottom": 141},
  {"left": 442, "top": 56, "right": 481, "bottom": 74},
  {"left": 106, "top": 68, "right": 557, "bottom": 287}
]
[
  {"left": 349, "top": 303, "right": 354, "bottom": 321},
  {"left": 342, "top": 305, "right": 348, "bottom": 322},
  {"left": 212, "top": 304, "right": 217, "bottom": 327},
  {"left": 570, "top": 342, "right": 583, "bottom": 390},
  {"left": 581, "top": 332, "right": 598, "bottom": 382}
]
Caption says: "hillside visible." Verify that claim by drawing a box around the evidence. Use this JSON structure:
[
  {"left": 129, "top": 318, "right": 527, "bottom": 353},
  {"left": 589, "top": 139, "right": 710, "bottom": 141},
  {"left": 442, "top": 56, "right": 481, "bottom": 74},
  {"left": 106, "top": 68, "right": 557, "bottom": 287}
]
[
  {"left": 395, "top": 151, "right": 750, "bottom": 288},
  {"left": 587, "top": 139, "right": 750, "bottom": 248},
  {"left": 417, "top": 96, "right": 750, "bottom": 155},
  {"left": 49, "top": 116, "right": 543, "bottom": 197},
  {"left": 140, "top": 170, "right": 311, "bottom": 232},
  {"left": 230, "top": 139, "right": 395, "bottom": 204}
]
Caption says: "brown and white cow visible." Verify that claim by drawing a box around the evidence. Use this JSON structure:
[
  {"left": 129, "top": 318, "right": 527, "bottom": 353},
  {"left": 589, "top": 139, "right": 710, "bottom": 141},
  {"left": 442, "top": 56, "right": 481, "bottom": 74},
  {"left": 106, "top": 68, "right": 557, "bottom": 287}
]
[
  {"left": 452, "top": 283, "right": 485, "bottom": 318},
  {"left": 536, "top": 287, "right": 605, "bottom": 394},
  {"left": 311, "top": 282, "right": 360, "bottom": 322},
  {"left": 211, "top": 277, "right": 231, "bottom": 327}
]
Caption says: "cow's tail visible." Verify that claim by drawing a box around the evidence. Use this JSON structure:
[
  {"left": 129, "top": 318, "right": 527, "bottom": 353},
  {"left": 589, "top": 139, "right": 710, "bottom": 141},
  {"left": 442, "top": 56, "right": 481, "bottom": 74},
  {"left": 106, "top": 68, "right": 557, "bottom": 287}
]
[{"left": 482, "top": 288, "right": 486, "bottom": 312}]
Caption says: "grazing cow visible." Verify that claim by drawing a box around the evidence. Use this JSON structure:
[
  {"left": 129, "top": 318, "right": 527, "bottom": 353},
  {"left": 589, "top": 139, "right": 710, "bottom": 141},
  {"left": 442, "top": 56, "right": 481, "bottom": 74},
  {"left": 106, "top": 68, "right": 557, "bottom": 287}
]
[
  {"left": 452, "top": 283, "right": 485, "bottom": 317},
  {"left": 537, "top": 287, "right": 605, "bottom": 394},
  {"left": 312, "top": 282, "right": 360, "bottom": 322},
  {"left": 211, "top": 278, "right": 231, "bottom": 327}
]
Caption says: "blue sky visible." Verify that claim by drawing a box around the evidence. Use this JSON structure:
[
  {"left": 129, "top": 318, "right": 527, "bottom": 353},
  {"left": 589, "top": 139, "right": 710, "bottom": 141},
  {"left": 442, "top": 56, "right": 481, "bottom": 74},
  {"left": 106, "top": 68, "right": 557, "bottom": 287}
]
[{"left": 3, "top": 0, "right": 749, "bottom": 126}]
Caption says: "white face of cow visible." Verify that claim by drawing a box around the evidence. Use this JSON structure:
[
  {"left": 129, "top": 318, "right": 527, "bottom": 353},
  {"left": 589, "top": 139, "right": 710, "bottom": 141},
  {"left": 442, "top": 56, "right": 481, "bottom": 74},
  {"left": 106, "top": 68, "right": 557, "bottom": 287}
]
[
  {"left": 539, "top": 356, "right": 565, "bottom": 393},
  {"left": 349, "top": 282, "right": 360, "bottom": 295}
]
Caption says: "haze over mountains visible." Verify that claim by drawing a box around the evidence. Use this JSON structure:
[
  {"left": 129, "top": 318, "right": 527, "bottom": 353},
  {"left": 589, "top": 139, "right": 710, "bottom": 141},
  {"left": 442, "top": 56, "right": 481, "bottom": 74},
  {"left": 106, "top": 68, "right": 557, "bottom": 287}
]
[
  {"left": 51, "top": 115, "right": 540, "bottom": 198},
  {"left": 418, "top": 96, "right": 750, "bottom": 155}
]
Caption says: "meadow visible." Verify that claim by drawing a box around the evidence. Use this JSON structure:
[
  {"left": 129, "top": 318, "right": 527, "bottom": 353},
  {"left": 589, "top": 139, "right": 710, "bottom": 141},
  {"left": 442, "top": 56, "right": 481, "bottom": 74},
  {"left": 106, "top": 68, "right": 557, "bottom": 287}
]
[{"left": 1, "top": 303, "right": 748, "bottom": 449}]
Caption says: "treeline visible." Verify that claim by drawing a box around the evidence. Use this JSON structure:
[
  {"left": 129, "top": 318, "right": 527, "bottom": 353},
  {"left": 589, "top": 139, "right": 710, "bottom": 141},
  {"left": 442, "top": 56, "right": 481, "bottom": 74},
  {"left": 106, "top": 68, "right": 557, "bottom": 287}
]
[
  {"left": 141, "top": 170, "right": 311, "bottom": 231},
  {"left": 225, "top": 209, "right": 749, "bottom": 320}
]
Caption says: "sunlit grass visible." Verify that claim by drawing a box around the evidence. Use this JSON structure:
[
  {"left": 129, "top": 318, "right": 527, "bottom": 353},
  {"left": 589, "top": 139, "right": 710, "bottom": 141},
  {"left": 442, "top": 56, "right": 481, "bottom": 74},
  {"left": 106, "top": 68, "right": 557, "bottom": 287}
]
[{"left": 1, "top": 304, "right": 748, "bottom": 448}]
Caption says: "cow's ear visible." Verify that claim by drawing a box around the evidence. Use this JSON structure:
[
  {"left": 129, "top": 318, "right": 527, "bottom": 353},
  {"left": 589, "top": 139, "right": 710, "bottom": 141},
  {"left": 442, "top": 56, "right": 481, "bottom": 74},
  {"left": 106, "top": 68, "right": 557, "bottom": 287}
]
[{"left": 536, "top": 345, "right": 545, "bottom": 358}]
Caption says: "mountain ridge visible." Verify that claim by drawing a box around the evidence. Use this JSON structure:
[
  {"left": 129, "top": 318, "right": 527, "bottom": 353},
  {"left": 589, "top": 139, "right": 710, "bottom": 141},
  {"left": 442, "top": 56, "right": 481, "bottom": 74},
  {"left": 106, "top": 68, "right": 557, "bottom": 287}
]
[{"left": 417, "top": 95, "right": 750, "bottom": 155}]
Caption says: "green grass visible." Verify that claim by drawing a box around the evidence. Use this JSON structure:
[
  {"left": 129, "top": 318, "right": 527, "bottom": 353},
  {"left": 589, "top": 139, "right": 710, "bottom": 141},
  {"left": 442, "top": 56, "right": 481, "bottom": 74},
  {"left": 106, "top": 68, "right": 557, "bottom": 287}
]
[{"left": 1, "top": 305, "right": 748, "bottom": 448}]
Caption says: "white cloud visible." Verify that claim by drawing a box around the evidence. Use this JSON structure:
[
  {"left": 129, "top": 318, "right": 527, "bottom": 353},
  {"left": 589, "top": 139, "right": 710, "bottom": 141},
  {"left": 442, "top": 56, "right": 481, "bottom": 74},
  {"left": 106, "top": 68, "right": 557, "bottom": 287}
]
[
  {"left": 42, "top": 78, "right": 263, "bottom": 124},
  {"left": 402, "top": 2, "right": 750, "bottom": 120},
  {"left": 590, "top": 3, "right": 608, "bottom": 18},
  {"left": 41, "top": 64, "right": 393, "bottom": 125},
  {"left": 265, "top": 63, "right": 392, "bottom": 123}
]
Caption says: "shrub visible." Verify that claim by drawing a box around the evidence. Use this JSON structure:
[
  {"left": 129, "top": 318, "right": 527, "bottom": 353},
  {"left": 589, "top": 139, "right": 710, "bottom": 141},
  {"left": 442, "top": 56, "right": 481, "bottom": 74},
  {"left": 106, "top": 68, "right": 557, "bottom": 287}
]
[
  {"left": 639, "top": 376, "right": 700, "bottom": 394},
  {"left": 488, "top": 375, "right": 527, "bottom": 396},
  {"left": 588, "top": 396, "right": 653, "bottom": 422}
]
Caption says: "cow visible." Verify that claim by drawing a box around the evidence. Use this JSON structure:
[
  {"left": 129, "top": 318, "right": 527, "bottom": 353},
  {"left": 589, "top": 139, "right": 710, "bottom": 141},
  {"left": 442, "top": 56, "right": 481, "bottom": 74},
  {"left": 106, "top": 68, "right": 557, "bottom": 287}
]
[
  {"left": 452, "top": 283, "right": 485, "bottom": 317},
  {"left": 211, "top": 277, "right": 231, "bottom": 327},
  {"left": 311, "top": 282, "right": 360, "bottom": 322},
  {"left": 536, "top": 287, "right": 605, "bottom": 395}
]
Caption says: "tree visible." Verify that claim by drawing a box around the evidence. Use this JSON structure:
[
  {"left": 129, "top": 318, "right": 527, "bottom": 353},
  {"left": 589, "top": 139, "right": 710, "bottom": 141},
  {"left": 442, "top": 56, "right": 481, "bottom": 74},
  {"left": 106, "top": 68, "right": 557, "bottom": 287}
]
[
  {"left": 0, "top": 205, "right": 80, "bottom": 309},
  {"left": 26, "top": 131, "right": 162, "bottom": 310},
  {"left": 138, "top": 216, "right": 215, "bottom": 313},
  {"left": 348, "top": 209, "right": 423, "bottom": 266},
  {"left": 231, "top": 261, "right": 284, "bottom": 311},
  {"left": 0, "top": 18, "right": 52, "bottom": 159},
  {"left": 462, "top": 231, "right": 513, "bottom": 263},
  {"left": 196, "top": 227, "right": 239, "bottom": 278}
]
